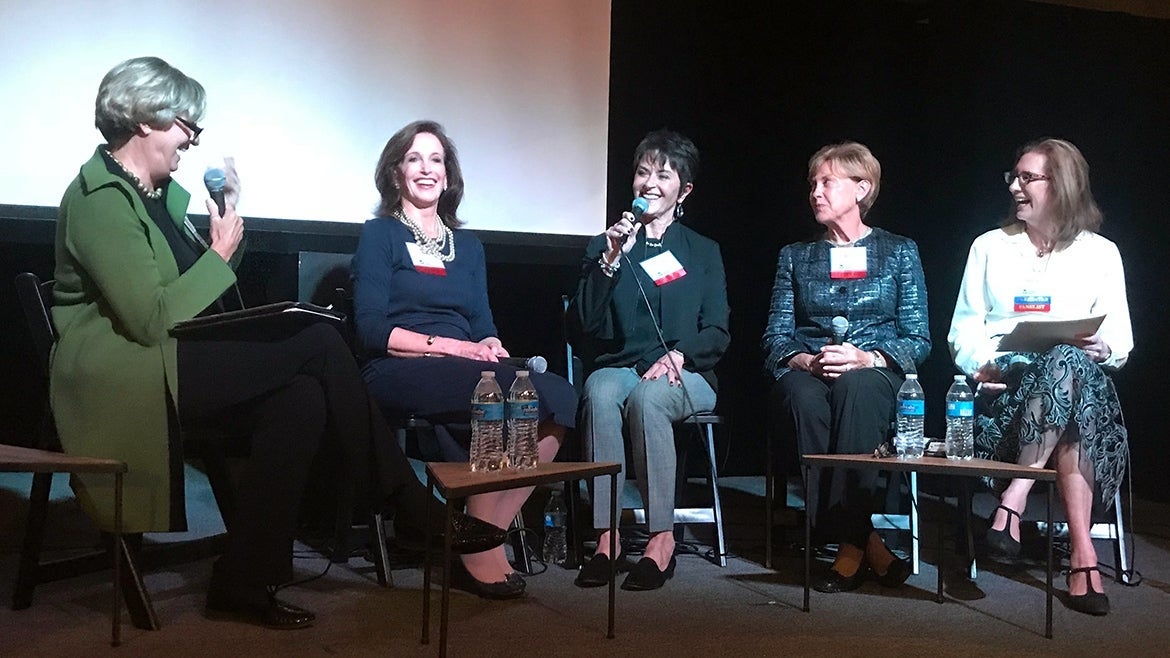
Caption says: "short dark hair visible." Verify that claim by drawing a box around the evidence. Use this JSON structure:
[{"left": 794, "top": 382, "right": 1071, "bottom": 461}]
[
  {"left": 373, "top": 120, "right": 465, "bottom": 227},
  {"left": 632, "top": 129, "right": 700, "bottom": 187}
]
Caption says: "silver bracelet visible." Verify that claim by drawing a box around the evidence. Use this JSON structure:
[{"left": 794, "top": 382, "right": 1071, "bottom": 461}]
[{"left": 598, "top": 255, "right": 619, "bottom": 277}]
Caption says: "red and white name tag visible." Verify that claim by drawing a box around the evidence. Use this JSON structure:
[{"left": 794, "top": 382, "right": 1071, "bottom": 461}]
[
  {"left": 1014, "top": 294, "right": 1051, "bottom": 313},
  {"left": 639, "top": 250, "right": 686, "bottom": 286},
  {"left": 406, "top": 242, "right": 447, "bottom": 276},
  {"left": 830, "top": 246, "right": 867, "bottom": 279}
]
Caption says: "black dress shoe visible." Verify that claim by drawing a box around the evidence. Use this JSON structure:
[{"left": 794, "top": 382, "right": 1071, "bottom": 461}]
[
  {"left": 874, "top": 558, "right": 912, "bottom": 588},
  {"left": 574, "top": 553, "right": 632, "bottom": 588},
  {"left": 985, "top": 504, "right": 1022, "bottom": 558},
  {"left": 205, "top": 586, "right": 315, "bottom": 630},
  {"left": 621, "top": 556, "right": 676, "bottom": 591},
  {"left": 1066, "top": 566, "right": 1110, "bottom": 616},
  {"left": 447, "top": 559, "right": 526, "bottom": 600},
  {"left": 395, "top": 510, "right": 507, "bottom": 555},
  {"left": 812, "top": 566, "right": 867, "bottom": 593}
]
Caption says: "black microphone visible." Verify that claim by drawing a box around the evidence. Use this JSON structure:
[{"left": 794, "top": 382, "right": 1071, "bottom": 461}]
[
  {"left": 831, "top": 315, "right": 850, "bottom": 345},
  {"left": 499, "top": 356, "right": 548, "bottom": 374},
  {"left": 204, "top": 168, "right": 227, "bottom": 216},
  {"left": 631, "top": 196, "right": 649, "bottom": 220}
]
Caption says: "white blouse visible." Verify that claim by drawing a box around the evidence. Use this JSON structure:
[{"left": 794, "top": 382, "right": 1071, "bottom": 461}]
[{"left": 947, "top": 226, "right": 1133, "bottom": 376}]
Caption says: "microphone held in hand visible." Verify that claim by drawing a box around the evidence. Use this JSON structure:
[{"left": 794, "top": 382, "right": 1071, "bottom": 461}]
[
  {"left": 831, "top": 315, "right": 850, "bottom": 345},
  {"left": 631, "top": 197, "right": 649, "bottom": 220},
  {"left": 499, "top": 356, "right": 548, "bottom": 374},
  {"left": 204, "top": 168, "right": 228, "bottom": 216}
]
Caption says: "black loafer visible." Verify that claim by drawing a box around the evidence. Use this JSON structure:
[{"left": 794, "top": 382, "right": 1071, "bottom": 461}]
[
  {"left": 621, "top": 556, "right": 676, "bottom": 591},
  {"left": 874, "top": 558, "right": 912, "bottom": 588},
  {"left": 812, "top": 566, "right": 867, "bottom": 593},
  {"left": 447, "top": 559, "right": 526, "bottom": 600},
  {"left": 574, "top": 553, "right": 632, "bottom": 588},
  {"left": 205, "top": 586, "right": 315, "bottom": 630},
  {"left": 395, "top": 511, "right": 507, "bottom": 555}
]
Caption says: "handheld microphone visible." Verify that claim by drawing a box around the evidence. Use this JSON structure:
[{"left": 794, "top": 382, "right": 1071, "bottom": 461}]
[
  {"left": 830, "top": 316, "right": 850, "bottom": 345},
  {"left": 499, "top": 355, "right": 548, "bottom": 374},
  {"left": 631, "top": 197, "right": 649, "bottom": 220},
  {"left": 204, "top": 168, "right": 227, "bottom": 216}
]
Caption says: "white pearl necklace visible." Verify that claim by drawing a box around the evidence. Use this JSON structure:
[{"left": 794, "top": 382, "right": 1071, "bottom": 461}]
[
  {"left": 103, "top": 148, "right": 162, "bottom": 199},
  {"left": 394, "top": 208, "right": 455, "bottom": 262}
]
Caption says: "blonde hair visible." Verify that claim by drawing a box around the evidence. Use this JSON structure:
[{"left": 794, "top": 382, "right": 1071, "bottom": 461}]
[
  {"left": 1001, "top": 138, "right": 1102, "bottom": 249},
  {"left": 808, "top": 141, "right": 881, "bottom": 218},
  {"left": 95, "top": 57, "right": 205, "bottom": 147}
]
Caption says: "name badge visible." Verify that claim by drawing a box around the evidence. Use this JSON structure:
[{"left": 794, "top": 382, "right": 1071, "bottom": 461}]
[
  {"left": 830, "top": 246, "right": 867, "bottom": 279},
  {"left": 1013, "top": 294, "right": 1051, "bottom": 313},
  {"left": 406, "top": 242, "right": 447, "bottom": 276},
  {"left": 639, "top": 250, "right": 686, "bottom": 286}
]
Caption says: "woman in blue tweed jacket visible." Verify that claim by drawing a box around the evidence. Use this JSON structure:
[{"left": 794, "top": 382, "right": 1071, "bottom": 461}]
[{"left": 763, "top": 142, "right": 930, "bottom": 593}]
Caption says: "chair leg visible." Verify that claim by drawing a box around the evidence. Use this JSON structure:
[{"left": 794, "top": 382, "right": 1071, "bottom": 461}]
[
  {"left": 1112, "top": 490, "right": 1133, "bottom": 584},
  {"left": 115, "top": 536, "right": 159, "bottom": 631},
  {"left": 909, "top": 471, "right": 919, "bottom": 575},
  {"left": 509, "top": 513, "right": 537, "bottom": 573},
  {"left": 369, "top": 512, "right": 393, "bottom": 588},
  {"left": 703, "top": 424, "right": 727, "bottom": 567},
  {"left": 564, "top": 480, "right": 584, "bottom": 568},
  {"left": 765, "top": 430, "right": 774, "bottom": 569},
  {"left": 12, "top": 471, "right": 52, "bottom": 610}
]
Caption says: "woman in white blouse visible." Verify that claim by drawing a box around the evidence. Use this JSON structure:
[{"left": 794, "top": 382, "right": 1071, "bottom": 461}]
[{"left": 948, "top": 138, "right": 1132, "bottom": 616}]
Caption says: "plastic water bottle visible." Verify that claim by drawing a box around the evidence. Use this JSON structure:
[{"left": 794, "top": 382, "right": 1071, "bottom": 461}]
[
  {"left": 542, "top": 490, "right": 568, "bottom": 566},
  {"left": 470, "top": 371, "right": 506, "bottom": 472},
  {"left": 506, "top": 370, "right": 540, "bottom": 470},
  {"left": 895, "top": 373, "right": 926, "bottom": 459},
  {"left": 945, "top": 375, "right": 975, "bottom": 460}
]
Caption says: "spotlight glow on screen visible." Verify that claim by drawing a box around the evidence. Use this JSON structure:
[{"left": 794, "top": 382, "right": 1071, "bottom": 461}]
[{"left": 0, "top": 0, "right": 611, "bottom": 235}]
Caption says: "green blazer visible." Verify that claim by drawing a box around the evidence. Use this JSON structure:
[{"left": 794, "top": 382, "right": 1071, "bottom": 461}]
[{"left": 51, "top": 147, "right": 237, "bottom": 532}]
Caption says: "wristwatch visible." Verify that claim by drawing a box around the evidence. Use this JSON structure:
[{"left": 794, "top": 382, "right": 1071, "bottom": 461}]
[{"left": 871, "top": 350, "right": 887, "bottom": 368}]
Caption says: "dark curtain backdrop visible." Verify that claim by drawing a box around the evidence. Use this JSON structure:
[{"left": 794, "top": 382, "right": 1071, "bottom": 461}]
[{"left": 605, "top": 0, "right": 1169, "bottom": 498}]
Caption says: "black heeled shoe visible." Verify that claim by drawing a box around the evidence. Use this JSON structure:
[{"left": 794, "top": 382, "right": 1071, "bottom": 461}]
[
  {"left": 394, "top": 509, "right": 507, "bottom": 555},
  {"left": 621, "top": 556, "right": 677, "bottom": 591},
  {"left": 1066, "top": 566, "right": 1110, "bottom": 616},
  {"left": 447, "top": 559, "right": 526, "bottom": 600},
  {"left": 985, "top": 504, "right": 1022, "bottom": 557},
  {"left": 574, "top": 552, "right": 632, "bottom": 588},
  {"left": 874, "top": 558, "right": 913, "bottom": 588},
  {"left": 812, "top": 565, "right": 867, "bottom": 593},
  {"left": 205, "top": 585, "right": 316, "bottom": 630}
]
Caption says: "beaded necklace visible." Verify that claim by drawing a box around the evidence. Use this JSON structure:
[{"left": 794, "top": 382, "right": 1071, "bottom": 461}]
[
  {"left": 394, "top": 207, "right": 455, "bottom": 262},
  {"left": 103, "top": 148, "right": 162, "bottom": 200}
]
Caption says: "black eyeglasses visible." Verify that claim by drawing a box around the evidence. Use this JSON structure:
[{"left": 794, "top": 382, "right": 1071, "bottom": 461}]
[
  {"left": 1004, "top": 170, "right": 1048, "bottom": 186},
  {"left": 175, "top": 116, "right": 203, "bottom": 141}
]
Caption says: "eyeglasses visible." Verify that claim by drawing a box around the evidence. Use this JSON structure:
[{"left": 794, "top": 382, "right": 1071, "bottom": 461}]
[
  {"left": 1004, "top": 170, "right": 1048, "bottom": 186},
  {"left": 174, "top": 116, "right": 203, "bottom": 142}
]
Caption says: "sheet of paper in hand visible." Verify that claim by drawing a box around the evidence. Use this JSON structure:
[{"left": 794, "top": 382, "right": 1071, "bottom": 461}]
[{"left": 996, "top": 315, "right": 1105, "bottom": 353}]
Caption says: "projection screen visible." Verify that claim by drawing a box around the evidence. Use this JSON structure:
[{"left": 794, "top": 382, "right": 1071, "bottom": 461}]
[{"left": 0, "top": 0, "right": 611, "bottom": 235}]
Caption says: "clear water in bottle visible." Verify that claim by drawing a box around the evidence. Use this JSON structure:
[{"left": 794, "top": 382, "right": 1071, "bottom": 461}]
[
  {"left": 945, "top": 374, "right": 975, "bottom": 460},
  {"left": 542, "top": 489, "right": 568, "bottom": 566},
  {"left": 507, "top": 370, "right": 540, "bottom": 470},
  {"left": 470, "top": 371, "right": 506, "bottom": 472},
  {"left": 895, "top": 373, "right": 926, "bottom": 459}
]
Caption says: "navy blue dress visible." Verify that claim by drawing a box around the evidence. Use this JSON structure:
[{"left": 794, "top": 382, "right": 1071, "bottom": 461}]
[{"left": 352, "top": 217, "right": 577, "bottom": 461}]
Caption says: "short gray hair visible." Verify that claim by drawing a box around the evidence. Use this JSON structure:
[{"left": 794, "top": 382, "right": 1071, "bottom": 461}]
[{"left": 95, "top": 57, "right": 206, "bottom": 146}]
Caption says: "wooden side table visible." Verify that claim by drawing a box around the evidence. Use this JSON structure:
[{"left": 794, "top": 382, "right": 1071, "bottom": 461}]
[
  {"left": 1, "top": 444, "right": 128, "bottom": 646},
  {"left": 421, "top": 461, "right": 622, "bottom": 657},
  {"left": 800, "top": 454, "right": 1059, "bottom": 638}
]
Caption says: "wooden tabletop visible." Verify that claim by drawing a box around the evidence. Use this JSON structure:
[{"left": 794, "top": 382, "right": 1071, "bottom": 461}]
[
  {"left": 801, "top": 453, "right": 1057, "bottom": 482},
  {"left": 425, "top": 461, "right": 621, "bottom": 498},
  {"left": 0, "top": 444, "right": 127, "bottom": 475}
]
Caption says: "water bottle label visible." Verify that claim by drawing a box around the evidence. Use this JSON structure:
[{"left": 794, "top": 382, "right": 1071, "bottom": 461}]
[
  {"left": 544, "top": 513, "right": 555, "bottom": 528},
  {"left": 471, "top": 402, "right": 504, "bottom": 421},
  {"left": 506, "top": 400, "right": 540, "bottom": 420},
  {"left": 946, "top": 400, "right": 974, "bottom": 417},
  {"left": 899, "top": 399, "right": 925, "bottom": 416}
]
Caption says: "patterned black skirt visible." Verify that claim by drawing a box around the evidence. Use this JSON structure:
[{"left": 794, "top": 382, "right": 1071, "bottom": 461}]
[{"left": 974, "top": 344, "right": 1129, "bottom": 508}]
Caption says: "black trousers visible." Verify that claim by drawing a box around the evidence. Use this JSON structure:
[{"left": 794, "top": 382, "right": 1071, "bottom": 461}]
[
  {"left": 772, "top": 368, "right": 900, "bottom": 548},
  {"left": 178, "top": 323, "right": 419, "bottom": 587}
]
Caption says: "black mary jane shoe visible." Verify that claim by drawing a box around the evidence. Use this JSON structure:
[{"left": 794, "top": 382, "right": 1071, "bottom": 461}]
[
  {"left": 447, "top": 559, "right": 527, "bottom": 600},
  {"left": 985, "top": 504, "right": 1023, "bottom": 558},
  {"left": 395, "top": 510, "right": 507, "bottom": 555},
  {"left": 205, "top": 586, "right": 315, "bottom": 630},
  {"left": 812, "top": 566, "right": 867, "bottom": 593},
  {"left": 575, "top": 553, "right": 632, "bottom": 588},
  {"left": 874, "top": 558, "right": 913, "bottom": 588},
  {"left": 621, "top": 556, "right": 677, "bottom": 591},
  {"left": 1066, "top": 566, "right": 1110, "bottom": 616}
]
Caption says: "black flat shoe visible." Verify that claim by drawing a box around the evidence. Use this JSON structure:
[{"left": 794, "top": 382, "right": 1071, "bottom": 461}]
[
  {"left": 874, "top": 558, "right": 912, "bottom": 588},
  {"left": 812, "top": 566, "right": 867, "bottom": 593},
  {"left": 205, "top": 586, "right": 315, "bottom": 630},
  {"left": 575, "top": 553, "right": 632, "bottom": 588},
  {"left": 621, "top": 556, "right": 676, "bottom": 591},
  {"left": 985, "top": 504, "right": 1022, "bottom": 558},
  {"left": 1066, "top": 566, "right": 1110, "bottom": 616},
  {"left": 395, "top": 510, "right": 507, "bottom": 555},
  {"left": 447, "top": 559, "right": 526, "bottom": 600}
]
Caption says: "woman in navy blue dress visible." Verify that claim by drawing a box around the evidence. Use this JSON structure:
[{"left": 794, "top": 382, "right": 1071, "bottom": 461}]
[{"left": 353, "top": 120, "right": 577, "bottom": 599}]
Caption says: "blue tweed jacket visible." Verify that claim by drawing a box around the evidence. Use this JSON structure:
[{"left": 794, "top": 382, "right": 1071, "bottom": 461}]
[{"left": 762, "top": 227, "right": 931, "bottom": 380}]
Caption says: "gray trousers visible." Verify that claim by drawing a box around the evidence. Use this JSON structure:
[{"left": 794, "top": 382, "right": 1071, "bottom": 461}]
[{"left": 581, "top": 367, "right": 717, "bottom": 533}]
